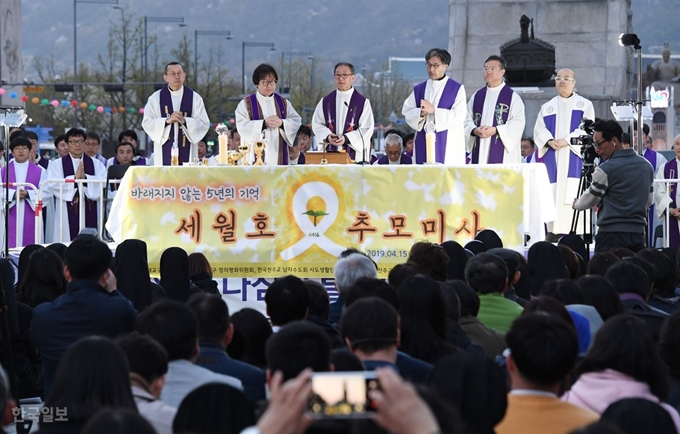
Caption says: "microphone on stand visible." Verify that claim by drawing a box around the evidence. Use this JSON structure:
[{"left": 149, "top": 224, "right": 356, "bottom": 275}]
[{"left": 345, "top": 101, "right": 369, "bottom": 165}]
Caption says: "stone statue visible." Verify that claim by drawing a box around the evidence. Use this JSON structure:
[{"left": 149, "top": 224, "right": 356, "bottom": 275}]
[
  {"left": 642, "top": 44, "right": 680, "bottom": 108},
  {"left": 645, "top": 44, "right": 680, "bottom": 89}
]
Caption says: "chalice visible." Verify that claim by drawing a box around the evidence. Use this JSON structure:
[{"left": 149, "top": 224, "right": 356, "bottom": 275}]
[{"left": 253, "top": 141, "right": 266, "bottom": 166}]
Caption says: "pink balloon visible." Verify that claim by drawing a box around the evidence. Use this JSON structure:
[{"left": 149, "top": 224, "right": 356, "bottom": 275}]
[
  {"left": 229, "top": 118, "right": 235, "bottom": 124},
  {"left": 138, "top": 108, "right": 144, "bottom": 114},
  {"left": 0, "top": 88, "right": 5, "bottom": 95},
  {"left": 51, "top": 100, "right": 59, "bottom": 107},
  {"left": 96, "top": 106, "right": 104, "bottom": 113}
]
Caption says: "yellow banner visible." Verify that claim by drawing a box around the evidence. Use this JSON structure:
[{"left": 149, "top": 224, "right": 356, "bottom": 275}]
[{"left": 108, "top": 165, "right": 524, "bottom": 278}]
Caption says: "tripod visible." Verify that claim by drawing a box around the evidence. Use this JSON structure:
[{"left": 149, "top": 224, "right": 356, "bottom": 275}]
[{"left": 570, "top": 161, "right": 596, "bottom": 247}]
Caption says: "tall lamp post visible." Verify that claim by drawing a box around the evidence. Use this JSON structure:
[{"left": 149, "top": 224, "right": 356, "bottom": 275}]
[
  {"left": 112, "top": 5, "right": 127, "bottom": 128},
  {"left": 280, "top": 51, "right": 313, "bottom": 91},
  {"left": 242, "top": 42, "right": 275, "bottom": 95},
  {"left": 619, "top": 33, "right": 643, "bottom": 155},
  {"left": 308, "top": 55, "right": 339, "bottom": 96},
  {"left": 143, "top": 16, "right": 186, "bottom": 99},
  {"left": 73, "top": 0, "right": 119, "bottom": 128},
  {"left": 194, "top": 30, "right": 232, "bottom": 88}
]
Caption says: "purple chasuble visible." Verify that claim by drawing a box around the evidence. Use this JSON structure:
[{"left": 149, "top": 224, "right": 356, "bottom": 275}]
[
  {"left": 61, "top": 155, "right": 97, "bottom": 240},
  {"left": 245, "top": 93, "right": 289, "bottom": 165},
  {"left": 470, "top": 85, "right": 514, "bottom": 164},
  {"left": 534, "top": 110, "right": 583, "bottom": 183},
  {"left": 413, "top": 78, "right": 462, "bottom": 164},
  {"left": 644, "top": 148, "right": 658, "bottom": 246},
  {"left": 159, "top": 86, "right": 195, "bottom": 166},
  {"left": 1, "top": 162, "right": 41, "bottom": 247},
  {"left": 665, "top": 159, "right": 680, "bottom": 248},
  {"left": 322, "top": 89, "right": 367, "bottom": 161}
]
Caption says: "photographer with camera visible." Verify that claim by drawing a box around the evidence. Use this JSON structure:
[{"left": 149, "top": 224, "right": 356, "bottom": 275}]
[{"left": 572, "top": 119, "right": 653, "bottom": 253}]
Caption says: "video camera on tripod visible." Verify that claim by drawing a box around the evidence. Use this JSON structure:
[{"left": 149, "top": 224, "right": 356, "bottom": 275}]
[{"left": 569, "top": 118, "right": 597, "bottom": 165}]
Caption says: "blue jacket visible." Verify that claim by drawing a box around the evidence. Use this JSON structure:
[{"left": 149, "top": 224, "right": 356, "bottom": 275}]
[
  {"left": 31, "top": 280, "right": 137, "bottom": 396},
  {"left": 395, "top": 351, "right": 433, "bottom": 384},
  {"left": 364, "top": 360, "right": 400, "bottom": 373},
  {"left": 196, "top": 341, "right": 267, "bottom": 403},
  {"left": 329, "top": 294, "right": 344, "bottom": 325}
]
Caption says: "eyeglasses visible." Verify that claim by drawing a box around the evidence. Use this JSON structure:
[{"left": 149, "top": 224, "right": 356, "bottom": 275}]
[
  {"left": 68, "top": 140, "right": 84, "bottom": 145},
  {"left": 555, "top": 76, "right": 575, "bottom": 82},
  {"left": 334, "top": 74, "right": 354, "bottom": 79},
  {"left": 259, "top": 80, "right": 277, "bottom": 86},
  {"left": 483, "top": 66, "right": 503, "bottom": 72},
  {"left": 426, "top": 63, "right": 444, "bottom": 69},
  {"left": 85, "top": 141, "right": 99, "bottom": 147},
  {"left": 166, "top": 72, "right": 184, "bottom": 78},
  {"left": 593, "top": 139, "right": 609, "bottom": 148},
  {"left": 386, "top": 151, "right": 402, "bottom": 156}
]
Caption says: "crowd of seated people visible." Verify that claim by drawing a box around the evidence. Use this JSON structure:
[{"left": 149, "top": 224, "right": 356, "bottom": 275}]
[{"left": 0, "top": 230, "right": 679, "bottom": 434}]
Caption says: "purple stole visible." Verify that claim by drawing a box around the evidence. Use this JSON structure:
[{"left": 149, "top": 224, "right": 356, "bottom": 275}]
[
  {"left": 413, "top": 78, "right": 462, "bottom": 164},
  {"left": 298, "top": 153, "right": 306, "bottom": 165},
  {"left": 470, "top": 85, "right": 514, "bottom": 164},
  {"left": 664, "top": 159, "right": 680, "bottom": 247},
  {"left": 159, "top": 86, "right": 195, "bottom": 165},
  {"left": 376, "top": 154, "right": 412, "bottom": 165},
  {"left": 534, "top": 109, "right": 583, "bottom": 183},
  {"left": 322, "top": 89, "right": 367, "bottom": 161},
  {"left": 38, "top": 157, "right": 49, "bottom": 170},
  {"left": 644, "top": 148, "right": 658, "bottom": 246},
  {"left": 1, "top": 162, "right": 41, "bottom": 247},
  {"left": 62, "top": 155, "right": 97, "bottom": 240},
  {"left": 245, "top": 93, "right": 289, "bottom": 165}
]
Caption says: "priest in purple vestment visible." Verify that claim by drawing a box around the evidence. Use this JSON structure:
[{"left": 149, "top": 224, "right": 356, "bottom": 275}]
[
  {"left": 106, "top": 142, "right": 140, "bottom": 214},
  {"left": 654, "top": 134, "right": 680, "bottom": 248},
  {"left": 85, "top": 132, "right": 109, "bottom": 167},
  {"left": 627, "top": 126, "right": 667, "bottom": 246},
  {"left": 521, "top": 137, "right": 536, "bottom": 163},
  {"left": 288, "top": 141, "right": 306, "bottom": 165},
  {"left": 0, "top": 137, "right": 49, "bottom": 247},
  {"left": 373, "top": 134, "right": 413, "bottom": 165},
  {"left": 312, "top": 62, "right": 375, "bottom": 163},
  {"left": 464, "top": 55, "right": 525, "bottom": 164},
  {"left": 47, "top": 128, "right": 106, "bottom": 242},
  {"left": 235, "top": 64, "right": 302, "bottom": 166},
  {"left": 142, "top": 62, "right": 210, "bottom": 166},
  {"left": 22, "top": 131, "right": 50, "bottom": 170},
  {"left": 533, "top": 68, "right": 595, "bottom": 236},
  {"left": 402, "top": 48, "right": 467, "bottom": 165},
  {"left": 106, "top": 130, "right": 148, "bottom": 166}
]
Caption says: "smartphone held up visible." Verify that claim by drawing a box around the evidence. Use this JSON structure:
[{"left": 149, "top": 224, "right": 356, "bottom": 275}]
[{"left": 308, "top": 372, "right": 380, "bottom": 419}]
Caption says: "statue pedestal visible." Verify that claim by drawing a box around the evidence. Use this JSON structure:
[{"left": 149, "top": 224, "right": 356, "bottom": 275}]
[{"left": 449, "top": 0, "right": 632, "bottom": 99}]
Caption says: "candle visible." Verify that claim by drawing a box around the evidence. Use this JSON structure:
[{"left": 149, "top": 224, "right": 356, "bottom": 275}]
[
  {"left": 218, "top": 135, "right": 229, "bottom": 164},
  {"left": 171, "top": 144, "right": 179, "bottom": 166},
  {"left": 426, "top": 132, "right": 436, "bottom": 164}
]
